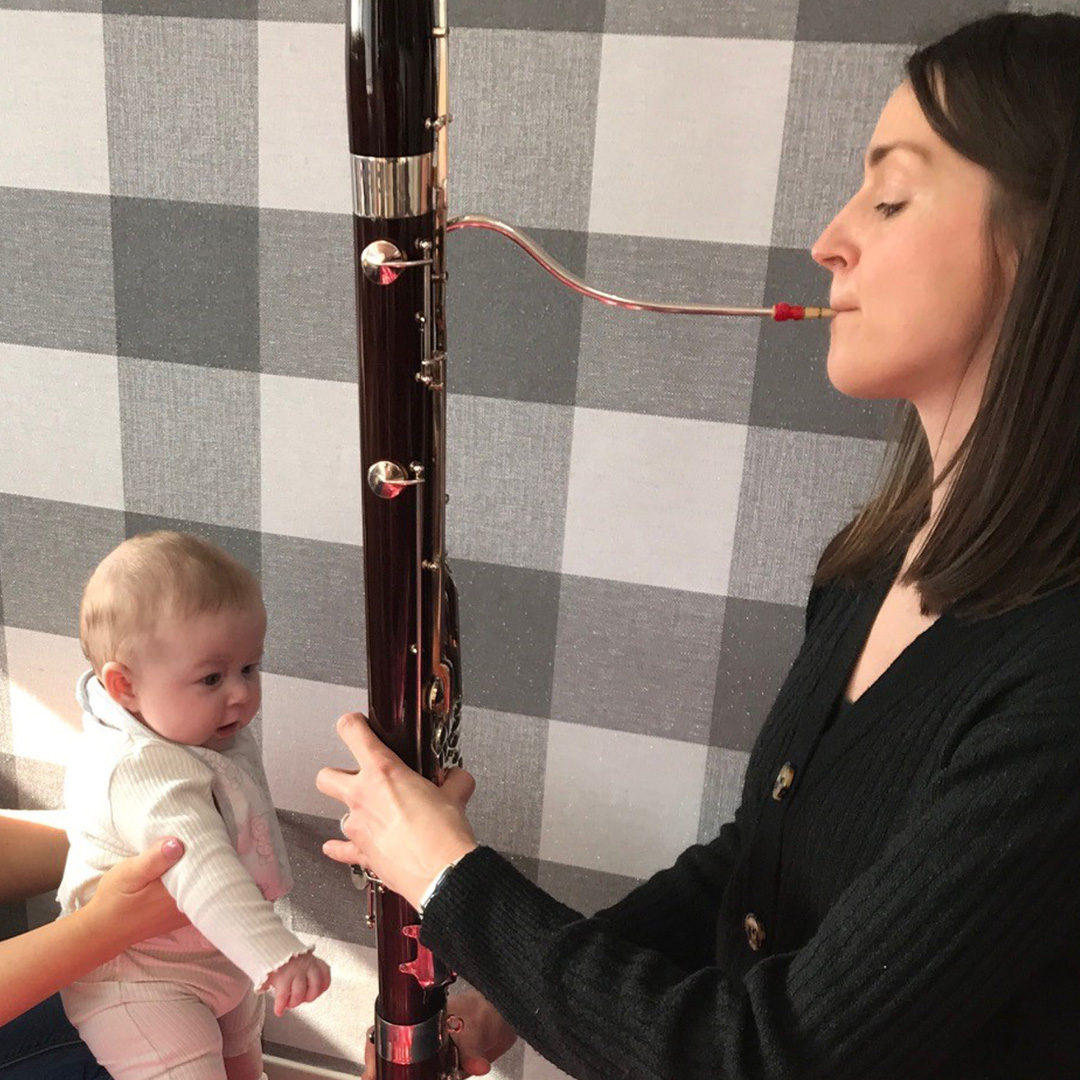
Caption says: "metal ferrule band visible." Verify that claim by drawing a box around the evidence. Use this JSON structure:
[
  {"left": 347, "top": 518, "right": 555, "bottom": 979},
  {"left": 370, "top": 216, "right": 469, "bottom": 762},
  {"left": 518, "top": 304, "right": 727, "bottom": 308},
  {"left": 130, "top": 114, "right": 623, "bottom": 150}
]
[
  {"left": 352, "top": 153, "right": 434, "bottom": 218},
  {"left": 375, "top": 1008, "right": 445, "bottom": 1065}
]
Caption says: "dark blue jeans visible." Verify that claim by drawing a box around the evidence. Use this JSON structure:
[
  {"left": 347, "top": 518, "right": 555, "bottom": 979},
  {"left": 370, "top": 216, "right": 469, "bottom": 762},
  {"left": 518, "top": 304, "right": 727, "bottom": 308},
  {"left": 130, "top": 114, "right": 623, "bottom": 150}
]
[{"left": 0, "top": 995, "right": 110, "bottom": 1079}]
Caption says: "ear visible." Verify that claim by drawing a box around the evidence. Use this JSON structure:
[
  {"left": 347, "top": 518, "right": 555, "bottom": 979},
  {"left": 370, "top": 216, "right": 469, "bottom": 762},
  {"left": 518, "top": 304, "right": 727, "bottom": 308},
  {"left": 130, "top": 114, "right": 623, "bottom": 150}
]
[{"left": 101, "top": 661, "right": 139, "bottom": 712}]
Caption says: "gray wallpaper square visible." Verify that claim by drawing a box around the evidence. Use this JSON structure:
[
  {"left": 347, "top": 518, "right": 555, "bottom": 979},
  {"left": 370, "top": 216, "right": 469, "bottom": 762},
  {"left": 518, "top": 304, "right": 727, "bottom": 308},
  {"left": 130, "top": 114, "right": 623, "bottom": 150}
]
[
  {"left": 453, "top": 0, "right": 605, "bottom": 32},
  {"left": 459, "top": 705, "right": 548, "bottom": 860},
  {"left": 605, "top": 0, "right": 800, "bottom": 39},
  {"left": 577, "top": 233, "right": 766, "bottom": 422},
  {"left": 446, "top": 225, "right": 587, "bottom": 405},
  {"left": 537, "top": 859, "right": 644, "bottom": 917},
  {"left": 0, "top": 622, "right": 10, "bottom": 757},
  {"left": 710, "top": 595, "right": 808, "bottom": 751},
  {"left": 105, "top": 0, "right": 255, "bottom": 15},
  {"left": 0, "top": 189, "right": 115, "bottom": 355},
  {"left": 551, "top": 575, "right": 726, "bottom": 744},
  {"left": 729, "top": 426, "right": 886, "bottom": 607},
  {"left": 112, "top": 197, "right": 260, "bottom": 370},
  {"left": 278, "top": 810, "right": 376, "bottom": 948},
  {"left": 104, "top": 15, "right": 258, "bottom": 203},
  {"left": 795, "top": 0, "right": 1009, "bottom": 43},
  {"left": 449, "top": 28, "right": 602, "bottom": 233},
  {"left": 452, "top": 559, "right": 562, "bottom": 718},
  {"left": 262, "top": 533, "right": 367, "bottom": 687},
  {"left": 258, "top": 209, "right": 358, "bottom": 383},
  {"left": 0, "top": 1, "right": 102, "bottom": 9},
  {"left": 0, "top": 496, "right": 124, "bottom": 638},
  {"left": 446, "top": 394, "right": 574, "bottom": 573},
  {"left": 118, "top": 359, "right": 262, "bottom": 529}
]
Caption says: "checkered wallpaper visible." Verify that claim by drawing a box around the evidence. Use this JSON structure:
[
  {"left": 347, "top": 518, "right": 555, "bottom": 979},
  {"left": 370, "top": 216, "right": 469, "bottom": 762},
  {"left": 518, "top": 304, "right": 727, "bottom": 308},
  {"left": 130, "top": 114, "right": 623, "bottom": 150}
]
[{"left": 0, "top": 0, "right": 1066, "bottom": 1075}]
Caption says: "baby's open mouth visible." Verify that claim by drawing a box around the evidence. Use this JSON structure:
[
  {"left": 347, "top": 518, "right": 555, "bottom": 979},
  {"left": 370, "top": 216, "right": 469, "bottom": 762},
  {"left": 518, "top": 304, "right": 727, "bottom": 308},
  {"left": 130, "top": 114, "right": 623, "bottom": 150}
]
[{"left": 217, "top": 722, "right": 240, "bottom": 736}]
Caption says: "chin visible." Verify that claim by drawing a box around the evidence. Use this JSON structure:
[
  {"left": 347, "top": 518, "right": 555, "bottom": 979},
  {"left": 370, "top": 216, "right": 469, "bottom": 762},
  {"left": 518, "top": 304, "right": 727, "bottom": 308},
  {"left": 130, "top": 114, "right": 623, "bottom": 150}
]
[{"left": 826, "top": 352, "right": 902, "bottom": 400}]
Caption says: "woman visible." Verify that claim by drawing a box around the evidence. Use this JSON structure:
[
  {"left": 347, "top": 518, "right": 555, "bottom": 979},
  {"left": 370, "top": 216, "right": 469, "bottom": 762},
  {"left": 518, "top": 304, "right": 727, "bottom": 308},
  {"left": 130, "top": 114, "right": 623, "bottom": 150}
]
[
  {"left": 318, "top": 12, "right": 1080, "bottom": 1079},
  {"left": 0, "top": 812, "right": 187, "bottom": 1078}
]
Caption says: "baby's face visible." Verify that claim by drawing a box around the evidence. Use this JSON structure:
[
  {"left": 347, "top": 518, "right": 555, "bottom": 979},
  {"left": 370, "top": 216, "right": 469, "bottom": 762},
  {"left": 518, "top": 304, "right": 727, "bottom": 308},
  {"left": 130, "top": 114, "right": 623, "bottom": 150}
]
[{"left": 126, "top": 604, "right": 266, "bottom": 748}]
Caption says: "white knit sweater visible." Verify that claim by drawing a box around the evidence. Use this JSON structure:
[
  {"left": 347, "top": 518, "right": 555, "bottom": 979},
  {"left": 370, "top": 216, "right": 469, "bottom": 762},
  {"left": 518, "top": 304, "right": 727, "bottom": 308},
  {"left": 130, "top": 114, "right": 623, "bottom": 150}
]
[{"left": 59, "top": 671, "right": 310, "bottom": 990}]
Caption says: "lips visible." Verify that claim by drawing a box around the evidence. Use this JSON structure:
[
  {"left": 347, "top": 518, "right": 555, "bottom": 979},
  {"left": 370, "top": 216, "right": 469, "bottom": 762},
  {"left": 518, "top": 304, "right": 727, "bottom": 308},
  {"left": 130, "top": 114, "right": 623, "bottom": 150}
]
[{"left": 217, "top": 722, "right": 240, "bottom": 737}]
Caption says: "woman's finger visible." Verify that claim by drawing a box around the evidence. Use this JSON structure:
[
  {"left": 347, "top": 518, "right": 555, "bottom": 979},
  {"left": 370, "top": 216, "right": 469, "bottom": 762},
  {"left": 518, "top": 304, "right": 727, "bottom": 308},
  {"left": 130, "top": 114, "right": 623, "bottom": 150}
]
[
  {"left": 315, "top": 764, "right": 359, "bottom": 803},
  {"left": 322, "top": 837, "right": 366, "bottom": 865},
  {"left": 333, "top": 711, "right": 397, "bottom": 768},
  {"left": 461, "top": 1058, "right": 492, "bottom": 1076},
  {"left": 441, "top": 767, "right": 476, "bottom": 808},
  {"left": 113, "top": 837, "right": 186, "bottom": 895},
  {"left": 364, "top": 1027, "right": 376, "bottom": 1075}
]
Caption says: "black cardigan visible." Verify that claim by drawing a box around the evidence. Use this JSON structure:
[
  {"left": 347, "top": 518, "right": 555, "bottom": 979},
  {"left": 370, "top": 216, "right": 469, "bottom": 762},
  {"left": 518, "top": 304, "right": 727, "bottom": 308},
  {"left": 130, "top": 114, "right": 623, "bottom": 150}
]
[{"left": 421, "top": 558, "right": 1080, "bottom": 1079}]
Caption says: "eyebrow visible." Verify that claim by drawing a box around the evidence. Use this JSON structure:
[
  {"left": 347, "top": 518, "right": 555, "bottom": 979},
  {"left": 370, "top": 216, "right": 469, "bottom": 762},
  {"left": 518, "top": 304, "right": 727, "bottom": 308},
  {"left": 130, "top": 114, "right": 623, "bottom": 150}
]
[
  {"left": 191, "top": 654, "right": 262, "bottom": 670},
  {"left": 865, "top": 140, "right": 933, "bottom": 170}
]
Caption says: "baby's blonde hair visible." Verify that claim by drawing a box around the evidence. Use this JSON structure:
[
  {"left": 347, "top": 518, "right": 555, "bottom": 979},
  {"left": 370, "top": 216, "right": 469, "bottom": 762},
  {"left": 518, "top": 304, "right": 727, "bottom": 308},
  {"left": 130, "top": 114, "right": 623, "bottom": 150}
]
[{"left": 79, "top": 531, "right": 263, "bottom": 674}]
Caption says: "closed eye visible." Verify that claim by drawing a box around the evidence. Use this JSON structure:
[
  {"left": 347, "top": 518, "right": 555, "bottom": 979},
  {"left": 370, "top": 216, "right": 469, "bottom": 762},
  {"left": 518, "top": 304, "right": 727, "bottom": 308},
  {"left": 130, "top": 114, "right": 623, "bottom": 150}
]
[{"left": 875, "top": 201, "right": 905, "bottom": 218}]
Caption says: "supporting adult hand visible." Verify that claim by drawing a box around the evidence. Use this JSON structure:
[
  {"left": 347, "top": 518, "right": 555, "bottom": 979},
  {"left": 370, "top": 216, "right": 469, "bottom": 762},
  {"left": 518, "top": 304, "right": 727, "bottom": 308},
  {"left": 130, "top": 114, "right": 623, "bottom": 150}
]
[
  {"left": 317, "top": 712, "right": 478, "bottom": 910},
  {"left": 86, "top": 837, "right": 189, "bottom": 950},
  {"left": 363, "top": 989, "right": 518, "bottom": 1077}
]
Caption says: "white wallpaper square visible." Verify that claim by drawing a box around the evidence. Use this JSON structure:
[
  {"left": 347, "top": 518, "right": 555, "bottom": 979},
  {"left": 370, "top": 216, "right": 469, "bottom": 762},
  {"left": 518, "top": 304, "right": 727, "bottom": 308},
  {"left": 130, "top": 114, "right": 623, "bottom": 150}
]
[
  {"left": 0, "top": 11, "right": 109, "bottom": 194},
  {"left": 562, "top": 407, "right": 746, "bottom": 595},
  {"left": 0, "top": 344, "right": 123, "bottom": 510},
  {"left": 589, "top": 35, "right": 794, "bottom": 245},
  {"left": 260, "top": 373, "right": 364, "bottom": 547}
]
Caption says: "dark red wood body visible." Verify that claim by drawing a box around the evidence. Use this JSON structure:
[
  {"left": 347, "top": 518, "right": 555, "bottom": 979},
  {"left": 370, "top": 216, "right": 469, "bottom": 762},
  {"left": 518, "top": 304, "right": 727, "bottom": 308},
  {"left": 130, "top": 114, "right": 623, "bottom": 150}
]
[{"left": 348, "top": 2, "right": 455, "bottom": 1078}]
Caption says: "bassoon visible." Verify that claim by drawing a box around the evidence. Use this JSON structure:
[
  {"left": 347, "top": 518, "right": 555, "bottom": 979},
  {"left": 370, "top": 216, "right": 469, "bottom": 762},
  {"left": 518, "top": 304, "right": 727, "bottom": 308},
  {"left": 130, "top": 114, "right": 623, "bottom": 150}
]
[{"left": 345, "top": 3, "right": 833, "bottom": 1076}]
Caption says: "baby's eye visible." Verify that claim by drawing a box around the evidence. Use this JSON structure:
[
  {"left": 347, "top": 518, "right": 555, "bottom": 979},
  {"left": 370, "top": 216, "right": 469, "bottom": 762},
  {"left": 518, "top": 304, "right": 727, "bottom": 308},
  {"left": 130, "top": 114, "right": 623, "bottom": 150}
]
[
  {"left": 202, "top": 673, "right": 222, "bottom": 687},
  {"left": 242, "top": 663, "right": 261, "bottom": 677},
  {"left": 875, "top": 201, "right": 905, "bottom": 218}
]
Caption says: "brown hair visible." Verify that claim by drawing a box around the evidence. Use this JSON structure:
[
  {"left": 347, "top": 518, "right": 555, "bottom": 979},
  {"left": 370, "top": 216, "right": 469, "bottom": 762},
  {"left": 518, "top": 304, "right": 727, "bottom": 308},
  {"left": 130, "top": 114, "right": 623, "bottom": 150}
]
[
  {"left": 814, "top": 12, "right": 1080, "bottom": 621},
  {"left": 79, "top": 531, "right": 263, "bottom": 673}
]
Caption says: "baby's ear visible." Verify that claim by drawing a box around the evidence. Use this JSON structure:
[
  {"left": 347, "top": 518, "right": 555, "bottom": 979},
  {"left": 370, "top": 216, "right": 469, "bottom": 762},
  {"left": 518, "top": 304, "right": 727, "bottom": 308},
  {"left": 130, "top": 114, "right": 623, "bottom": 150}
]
[{"left": 101, "top": 662, "right": 138, "bottom": 711}]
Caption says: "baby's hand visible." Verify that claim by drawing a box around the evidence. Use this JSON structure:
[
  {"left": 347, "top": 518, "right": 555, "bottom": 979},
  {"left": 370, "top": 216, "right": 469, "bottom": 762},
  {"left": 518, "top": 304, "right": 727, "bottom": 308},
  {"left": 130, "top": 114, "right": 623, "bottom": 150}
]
[{"left": 267, "top": 952, "right": 331, "bottom": 1017}]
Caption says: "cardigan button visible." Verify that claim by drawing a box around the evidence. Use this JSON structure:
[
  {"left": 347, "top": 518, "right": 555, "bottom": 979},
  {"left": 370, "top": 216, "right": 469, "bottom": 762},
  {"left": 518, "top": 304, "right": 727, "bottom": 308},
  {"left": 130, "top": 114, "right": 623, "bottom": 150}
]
[
  {"left": 772, "top": 762, "right": 796, "bottom": 801},
  {"left": 744, "top": 913, "right": 766, "bottom": 951}
]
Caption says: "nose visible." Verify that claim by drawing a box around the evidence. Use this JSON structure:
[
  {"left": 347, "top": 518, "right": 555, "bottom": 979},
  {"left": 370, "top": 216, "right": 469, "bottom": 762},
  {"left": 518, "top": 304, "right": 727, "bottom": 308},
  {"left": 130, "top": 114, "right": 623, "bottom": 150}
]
[
  {"left": 810, "top": 206, "right": 856, "bottom": 275},
  {"left": 226, "top": 673, "right": 253, "bottom": 707}
]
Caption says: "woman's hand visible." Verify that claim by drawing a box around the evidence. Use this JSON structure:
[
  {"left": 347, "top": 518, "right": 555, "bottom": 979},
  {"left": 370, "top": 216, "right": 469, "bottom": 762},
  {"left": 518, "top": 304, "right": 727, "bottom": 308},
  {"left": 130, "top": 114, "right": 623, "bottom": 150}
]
[
  {"left": 317, "top": 712, "right": 478, "bottom": 910},
  {"left": 363, "top": 989, "right": 518, "bottom": 1076},
  {"left": 85, "top": 837, "right": 189, "bottom": 951},
  {"left": 0, "top": 836, "right": 189, "bottom": 1027}
]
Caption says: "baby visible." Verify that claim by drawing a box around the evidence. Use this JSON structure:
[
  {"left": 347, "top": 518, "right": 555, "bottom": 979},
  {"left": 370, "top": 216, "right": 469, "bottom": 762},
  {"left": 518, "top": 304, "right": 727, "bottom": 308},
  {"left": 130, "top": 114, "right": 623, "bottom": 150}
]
[{"left": 58, "top": 531, "right": 330, "bottom": 1080}]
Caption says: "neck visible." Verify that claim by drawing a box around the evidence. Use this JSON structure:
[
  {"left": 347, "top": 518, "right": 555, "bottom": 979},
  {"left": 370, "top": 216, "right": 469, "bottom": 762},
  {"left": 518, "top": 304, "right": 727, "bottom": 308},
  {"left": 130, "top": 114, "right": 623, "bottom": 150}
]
[{"left": 912, "top": 345, "right": 994, "bottom": 540}]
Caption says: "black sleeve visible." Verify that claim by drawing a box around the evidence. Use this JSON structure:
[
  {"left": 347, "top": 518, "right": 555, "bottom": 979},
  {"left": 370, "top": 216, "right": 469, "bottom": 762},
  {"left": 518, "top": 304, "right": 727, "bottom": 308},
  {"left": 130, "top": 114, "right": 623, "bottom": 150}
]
[
  {"left": 421, "top": 705, "right": 1080, "bottom": 1080},
  {"left": 590, "top": 819, "right": 741, "bottom": 971}
]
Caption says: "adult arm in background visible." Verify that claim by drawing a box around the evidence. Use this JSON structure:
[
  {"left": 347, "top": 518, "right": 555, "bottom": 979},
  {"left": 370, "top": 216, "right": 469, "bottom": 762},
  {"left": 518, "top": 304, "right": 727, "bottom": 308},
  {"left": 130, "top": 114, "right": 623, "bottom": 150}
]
[
  {"left": 0, "top": 812, "right": 187, "bottom": 1027},
  {"left": 0, "top": 810, "right": 71, "bottom": 903}
]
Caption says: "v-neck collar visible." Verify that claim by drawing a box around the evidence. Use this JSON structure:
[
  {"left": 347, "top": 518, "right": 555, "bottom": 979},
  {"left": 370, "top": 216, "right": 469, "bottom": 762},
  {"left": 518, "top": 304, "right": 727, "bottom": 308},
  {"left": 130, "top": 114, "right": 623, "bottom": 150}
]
[
  {"left": 841, "top": 565, "right": 954, "bottom": 714},
  {"left": 797, "top": 559, "right": 956, "bottom": 775}
]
